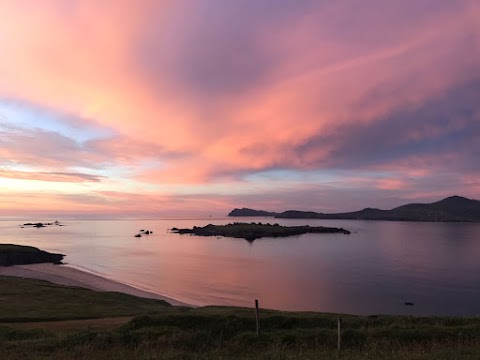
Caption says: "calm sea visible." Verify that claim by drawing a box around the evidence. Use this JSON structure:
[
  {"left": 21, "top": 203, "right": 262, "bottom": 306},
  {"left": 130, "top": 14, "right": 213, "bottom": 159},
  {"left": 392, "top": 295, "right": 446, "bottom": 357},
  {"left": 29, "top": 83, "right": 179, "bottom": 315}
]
[{"left": 1, "top": 217, "right": 480, "bottom": 316}]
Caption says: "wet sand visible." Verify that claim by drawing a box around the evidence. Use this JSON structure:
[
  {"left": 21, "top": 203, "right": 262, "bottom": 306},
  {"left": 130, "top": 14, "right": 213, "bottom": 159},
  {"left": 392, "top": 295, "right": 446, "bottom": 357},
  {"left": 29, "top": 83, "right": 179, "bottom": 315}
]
[{"left": 0, "top": 263, "right": 190, "bottom": 306}]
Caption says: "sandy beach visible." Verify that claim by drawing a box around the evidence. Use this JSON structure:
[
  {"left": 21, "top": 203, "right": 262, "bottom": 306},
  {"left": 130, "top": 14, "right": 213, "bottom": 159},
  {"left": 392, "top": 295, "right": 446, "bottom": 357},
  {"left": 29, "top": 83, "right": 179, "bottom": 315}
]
[{"left": 0, "top": 263, "right": 190, "bottom": 307}]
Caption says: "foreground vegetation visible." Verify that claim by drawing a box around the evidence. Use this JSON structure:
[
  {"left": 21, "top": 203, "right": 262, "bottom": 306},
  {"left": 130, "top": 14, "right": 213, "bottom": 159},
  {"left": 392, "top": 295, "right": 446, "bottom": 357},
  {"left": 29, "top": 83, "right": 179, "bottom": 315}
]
[
  {"left": 1, "top": 276, "right": 479, "bottom": 359},
  {"left": 171, "top": 222, "right": 350, "bottom": 241}
]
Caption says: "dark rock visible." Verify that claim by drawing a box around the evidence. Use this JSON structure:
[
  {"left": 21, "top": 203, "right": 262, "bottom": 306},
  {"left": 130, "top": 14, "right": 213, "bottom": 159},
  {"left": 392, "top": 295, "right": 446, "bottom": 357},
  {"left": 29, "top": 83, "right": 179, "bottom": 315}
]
[
  {"left": 171, "top": 222, "right": 350, "bottom": 241},
  {"left": 0, "top": 244, "right": 64, "bottom": 266},
  {"left": 228, "top": 208, "right": 279, "bottom": 217},
  {"left": 22, "top": 221, "right": 64, "bottom": 228}
]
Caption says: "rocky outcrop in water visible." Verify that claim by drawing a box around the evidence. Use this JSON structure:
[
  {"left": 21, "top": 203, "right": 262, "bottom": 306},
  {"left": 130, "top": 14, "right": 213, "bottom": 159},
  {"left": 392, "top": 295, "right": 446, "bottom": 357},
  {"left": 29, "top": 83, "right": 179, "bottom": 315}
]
[
  {"left": 228, "top": 208, "right": 279, "bottom": 217},
  {"left": 171, "top": 222, "right": 350, "bottom": 241},
  {"left": 21, "top": 221, "right": 64, "bottom": 228},
  {"left": 0, "top": 244, "right": 64, "bottom": 266}
]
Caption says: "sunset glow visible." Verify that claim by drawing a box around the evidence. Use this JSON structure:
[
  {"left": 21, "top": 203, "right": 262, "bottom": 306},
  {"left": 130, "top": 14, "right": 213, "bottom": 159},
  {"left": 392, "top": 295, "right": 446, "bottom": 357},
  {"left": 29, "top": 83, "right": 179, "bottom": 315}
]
[{"left": 0, "top": 0, "right": 479, "bottom": 216}]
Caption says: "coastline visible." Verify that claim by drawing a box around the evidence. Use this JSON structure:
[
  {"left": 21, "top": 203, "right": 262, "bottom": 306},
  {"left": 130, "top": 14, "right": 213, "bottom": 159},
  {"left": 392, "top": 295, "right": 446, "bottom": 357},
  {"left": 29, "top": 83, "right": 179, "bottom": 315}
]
[{"left": 0, "top": 263, "right": 191, "bottom": 307}]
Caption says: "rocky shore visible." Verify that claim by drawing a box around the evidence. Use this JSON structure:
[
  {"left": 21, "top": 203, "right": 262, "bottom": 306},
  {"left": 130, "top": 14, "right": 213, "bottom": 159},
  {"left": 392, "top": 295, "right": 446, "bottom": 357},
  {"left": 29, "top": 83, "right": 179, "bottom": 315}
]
[{"left": 0, "top": 244, "right": 64, "bottom": 266}]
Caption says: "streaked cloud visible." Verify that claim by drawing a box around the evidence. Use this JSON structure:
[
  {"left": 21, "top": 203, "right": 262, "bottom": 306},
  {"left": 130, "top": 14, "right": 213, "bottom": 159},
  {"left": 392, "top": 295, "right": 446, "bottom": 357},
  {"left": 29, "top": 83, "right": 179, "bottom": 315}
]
[
  {"left": 0, "top": 0, "right": 478, "bottom": 215},
  {"left": 0, "top": 169, "right": 103, "bottom": 183}
]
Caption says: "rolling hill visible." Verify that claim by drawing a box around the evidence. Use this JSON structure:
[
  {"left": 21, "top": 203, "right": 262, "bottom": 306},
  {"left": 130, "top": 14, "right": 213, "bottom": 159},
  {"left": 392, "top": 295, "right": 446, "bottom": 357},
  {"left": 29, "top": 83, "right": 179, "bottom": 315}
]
[{"left": 228, "top": 196, "right": 480, "bottom": 222}]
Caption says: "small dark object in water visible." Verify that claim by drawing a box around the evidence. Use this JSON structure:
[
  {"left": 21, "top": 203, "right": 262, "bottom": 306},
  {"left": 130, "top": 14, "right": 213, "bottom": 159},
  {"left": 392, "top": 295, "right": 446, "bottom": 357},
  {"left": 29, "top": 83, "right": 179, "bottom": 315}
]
[
  {"left": 22, "top": 221, "right": 63, "bottom": 228},
  {"left": 140, "top": 229, "right": 145, "bottom": 232},
  {"left": 405, "top": 302, "right": 414, "bottom": 306},
  {"left": 144, "top": 230, "right": 150, "bottom": 235},
  {"left": 134, "top": 234, "right": 142, "bottom": 238}
]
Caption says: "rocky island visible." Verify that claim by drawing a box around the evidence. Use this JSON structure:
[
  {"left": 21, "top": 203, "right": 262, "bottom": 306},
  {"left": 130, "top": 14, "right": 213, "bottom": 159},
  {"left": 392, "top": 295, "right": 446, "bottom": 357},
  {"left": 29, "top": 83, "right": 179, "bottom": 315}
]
[
  {"left": 0, "top": 244, "right": 64, "bottom": 266},
  {"left": 171, "top": 222, "right": 350, "bottom": 241},
  {"left": 21, "top": 221, "right": 64, "bottom": 228},
  {"left": 228, "top": 208, "right": 279, "bottom": 217}
]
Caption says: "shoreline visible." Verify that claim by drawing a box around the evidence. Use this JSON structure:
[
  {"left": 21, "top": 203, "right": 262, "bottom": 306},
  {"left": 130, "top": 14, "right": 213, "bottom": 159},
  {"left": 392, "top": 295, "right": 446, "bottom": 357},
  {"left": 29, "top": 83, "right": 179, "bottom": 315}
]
[{"left": 0, "top": 263, "right": 191, "bottom": 307}]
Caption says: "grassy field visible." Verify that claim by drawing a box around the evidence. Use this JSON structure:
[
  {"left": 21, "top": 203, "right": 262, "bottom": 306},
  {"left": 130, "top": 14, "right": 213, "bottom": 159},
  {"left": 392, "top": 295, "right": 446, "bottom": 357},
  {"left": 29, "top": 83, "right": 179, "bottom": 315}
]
[{"left": 1, "top": 275, "right": 480, "bottom": 359}]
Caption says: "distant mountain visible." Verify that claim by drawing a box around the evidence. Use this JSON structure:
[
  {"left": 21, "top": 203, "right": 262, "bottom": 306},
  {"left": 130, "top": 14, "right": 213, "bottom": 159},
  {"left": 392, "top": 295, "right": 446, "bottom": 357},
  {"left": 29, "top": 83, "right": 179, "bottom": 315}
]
[
  {"left": 228, "top": 208, "right": 279, "bottom": 217},
  {"left": 228, "top": 196, "right": 480, "bottom": 222}
]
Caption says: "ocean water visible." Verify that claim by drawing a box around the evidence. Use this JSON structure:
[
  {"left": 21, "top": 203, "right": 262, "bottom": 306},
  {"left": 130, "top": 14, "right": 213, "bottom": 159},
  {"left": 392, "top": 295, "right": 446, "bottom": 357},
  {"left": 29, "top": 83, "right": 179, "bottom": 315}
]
[{"left": 1, "top": 217, "right": 480, "bottom": 316}]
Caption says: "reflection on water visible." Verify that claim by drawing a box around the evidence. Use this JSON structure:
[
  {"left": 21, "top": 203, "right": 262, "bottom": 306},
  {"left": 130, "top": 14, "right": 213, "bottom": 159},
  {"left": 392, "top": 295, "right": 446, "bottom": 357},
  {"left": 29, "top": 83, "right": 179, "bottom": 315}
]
[{"left": 1, "top": 218, "right": 480, "bottom": 316}]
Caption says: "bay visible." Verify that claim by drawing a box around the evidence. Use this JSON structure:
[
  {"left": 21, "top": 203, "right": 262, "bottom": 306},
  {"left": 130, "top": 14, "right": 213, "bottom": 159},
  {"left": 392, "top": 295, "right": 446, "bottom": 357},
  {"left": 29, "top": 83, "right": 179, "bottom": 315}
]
[{"left": 1, "top": 217, "right": 480, "bottom": 316}]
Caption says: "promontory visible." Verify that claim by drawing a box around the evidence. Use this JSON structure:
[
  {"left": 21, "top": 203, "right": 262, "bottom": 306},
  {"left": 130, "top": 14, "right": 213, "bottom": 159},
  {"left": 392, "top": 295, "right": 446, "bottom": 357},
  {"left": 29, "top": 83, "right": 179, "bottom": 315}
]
[
  {"left": 0, "top": 244, "right": 64, "bottom": 266},
  {"left": 228, "top": 196, "right": 480, "bottom": 222}
]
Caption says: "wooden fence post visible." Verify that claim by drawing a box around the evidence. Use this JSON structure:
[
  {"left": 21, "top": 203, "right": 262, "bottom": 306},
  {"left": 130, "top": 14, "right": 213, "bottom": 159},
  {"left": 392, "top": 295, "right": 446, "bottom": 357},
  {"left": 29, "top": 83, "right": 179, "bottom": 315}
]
[
  {"left": 255, "top": 299, "right": 260, "bottom": 336},
  {"left": 219, "top": 326, "right": 224, "bottom": 348},
  {"left": 337, "top": 317, "right": 342, "bottom": 350}
]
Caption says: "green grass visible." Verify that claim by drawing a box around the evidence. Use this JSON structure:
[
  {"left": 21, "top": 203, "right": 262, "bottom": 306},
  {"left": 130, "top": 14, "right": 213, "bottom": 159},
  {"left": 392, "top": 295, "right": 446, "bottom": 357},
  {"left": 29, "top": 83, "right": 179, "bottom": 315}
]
[
  {"left": 0, "top": 275, "right": 171, "bottom": 322},
  {"left": 1, "top": 276, "right": 480, "bottom": 359}
]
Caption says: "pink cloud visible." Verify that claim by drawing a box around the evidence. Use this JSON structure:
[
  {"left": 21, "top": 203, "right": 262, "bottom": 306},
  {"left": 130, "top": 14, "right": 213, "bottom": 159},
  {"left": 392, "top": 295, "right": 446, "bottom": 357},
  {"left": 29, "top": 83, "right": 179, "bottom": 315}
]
[
  {"left": 0, "top": 1, "right": 479, "bottom": 214},
  {"left": 376, "top": 178, "right": 409, "bottom": 191}
]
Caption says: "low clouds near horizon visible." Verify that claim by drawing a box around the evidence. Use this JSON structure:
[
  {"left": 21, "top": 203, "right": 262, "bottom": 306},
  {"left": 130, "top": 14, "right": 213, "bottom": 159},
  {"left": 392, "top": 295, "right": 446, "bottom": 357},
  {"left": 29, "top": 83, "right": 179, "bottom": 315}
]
[{"left": 0, "top": 0, "right": 479, "bottom": 216}]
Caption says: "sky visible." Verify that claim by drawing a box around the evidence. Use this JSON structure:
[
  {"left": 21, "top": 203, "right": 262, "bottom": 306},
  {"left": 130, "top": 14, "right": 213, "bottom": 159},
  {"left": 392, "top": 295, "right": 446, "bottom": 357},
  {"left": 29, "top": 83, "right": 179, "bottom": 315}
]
[{"left": 0, "top": 0, "right": 479, "bottom": 217}]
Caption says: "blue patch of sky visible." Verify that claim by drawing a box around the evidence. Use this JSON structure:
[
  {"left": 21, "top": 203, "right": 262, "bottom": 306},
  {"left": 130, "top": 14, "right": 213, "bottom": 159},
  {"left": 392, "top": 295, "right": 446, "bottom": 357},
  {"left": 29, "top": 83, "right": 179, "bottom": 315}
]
[
  {"left": 244, "top": 168, "right": 394, "bottom": 184},
  {"left": 69, "top": 166, "right": 108, "bottom": 176},
  {"left": 71, "top": 159, "right": 165, "bottom": 181},
  {"left": 0, "top": 163, "right": 36, "bottom": 172},
  {"left": 69, "top": 165, "right": 122, "bottom": 180},
  {"left": 0, "top": 100, "right": 113, "bottom": 143}
]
